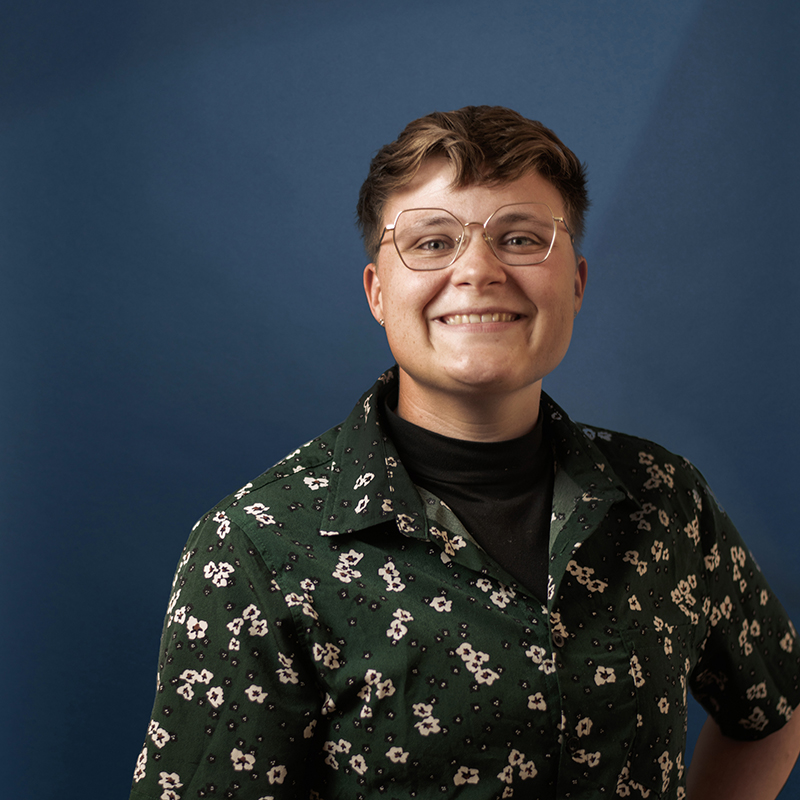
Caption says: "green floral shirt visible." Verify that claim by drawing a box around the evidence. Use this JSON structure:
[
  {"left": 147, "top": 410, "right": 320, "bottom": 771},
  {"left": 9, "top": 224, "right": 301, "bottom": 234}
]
[{"left": 130, "top": 368, "right": 800, "bottom": 800}]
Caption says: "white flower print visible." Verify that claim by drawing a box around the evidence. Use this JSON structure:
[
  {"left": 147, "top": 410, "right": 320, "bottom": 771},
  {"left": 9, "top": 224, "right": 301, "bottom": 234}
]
[
  {"left": 173, "top": 606, "right": 187, "bottom": 626},
  {"left": 386, "top": 609, "right": 413, "bottom": 642},
  {"left": 566, "top": 560, "right": 608, "bottom": 593},
  {"left": 474, "top": 667, "right": 500, "bottom": 685},
  {"left": 780, "top": 632, "right": 794, "bottom": 652},
  {"left": 354, "top": 472, "right": 374, "bottom": 489},
  {"left": 576, "top": 717, "right": 593, "bottom": 737},
  {"left": 684, "top": 517, "right": 700, "bottom": 546},
  {"left": 178, "top": 669, "right": 213, "bottom": 685},
  {"left": 243, "top": 503, "right": 276, "bottom": 526},
  {"left": 185, "top": 616, "right": 208, "bottom": 640},
  {"left": 333, "top": 549, "right": 364, "bottom": 583},
  {"left": 213, "top": 511, "right": 231, "bottom": 540},
  {"left": 497, "top": 765, "right": 513, "bottom": 784},
  {"left": 629, "top": 655, "right": 645, "bottom": 688},
  {"left": 276, "top": 653, "right": 299, "bottom": 684},
  {"left": 415, "top": 716, "right": 441, "bottom": 736},
  {"left": 267, "top": 765, "right": 287, "bottom": 784},
  {"left": 245, "top": 684, "right": 268, "bottom": 703},
  {"left": 429, "top": 596, "right": 451, "bottom": 612},
  {"left": 313, "top": 642, "right": 342, "bottom": 669},
  {"left": 303, "top": 475, "right": 329, "bottom": 491},
  {"left": 527, "top": 692, "right": 547, "bottom": 711},
  {"left": 704, "top": 544, "right": 720, "bottom": 570},
  {"left": 396, "top": 513, "right": 415, "bottom": 533},
  {"left": 454, "top": 766, "right": 479, "bottom": 785},
  {"left": 248, "top": 618, "right": 269, "bottom": 637},
  {"left": 594, "top": 665, "right": 617, "bottom": 686},
  {"left": 740, "top": 706, "right": 769, "bottom": 731},
  {"left": 133, "top": 746, "right": 147, "bottom": 782},
  {"left": 572, "top": 749, "right": 601, "bottom": 767},
  {"left": 231, "top": 748, "right": 255, "bottom": 771},
  {"left": 227, "top": 617, "right": 244, "bottom": 636},
  {"left": 355, "top": 495, "right": 370, "bottom": 514},
  {"left": 158, "top": 772, "right": 183, "bottom": 791},
  {"left": 519, "top": 760, "right": 538, "bottom": 779},
  {"left": 228, "top": 637, "right": 240, "bottom": 650},
  {"left": 176, "top": 683, "right": 194, "bottom": 701},
  {"left": 349, "top": 754, "right": 368, "bottom": 775},
  {"left": 386, "top": 746, "right": 408, "bottom": 763},
  {"left": 150, "top": 724, "right": 171, "bottom": 749},
  {"left": 651, "top": 540, "right": 669, "bottom": 562},
  {"left": 623, "top": 550, "right": 648, "bottom": 576},
  {"left": 490, "top": 584, "right": 516, "bottom": 608},
  {"left": 203, "top": 561, "right": 235, "bottom": 587},
  {"left": 206, "top": 687, "right": 224, "bottom": 708},
  {"left": 233, "top": 481, "right": 252, "bottom": 500},
  {"left": 379, "top": 560, "right": 405, "bottom": 592},
  {"left": 365, "top": 669, "right": 382, "bottom": 686}
]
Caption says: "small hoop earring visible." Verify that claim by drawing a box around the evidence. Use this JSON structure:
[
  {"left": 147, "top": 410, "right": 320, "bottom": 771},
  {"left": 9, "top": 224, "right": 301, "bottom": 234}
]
[{"left": 379, "top": 319, "right": 385, "bottom": 327}]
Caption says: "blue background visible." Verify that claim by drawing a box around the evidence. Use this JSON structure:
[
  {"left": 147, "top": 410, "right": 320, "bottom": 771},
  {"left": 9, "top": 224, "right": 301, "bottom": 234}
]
[{"left": 2, "top": 0, "right": 798, "bottom": 796}]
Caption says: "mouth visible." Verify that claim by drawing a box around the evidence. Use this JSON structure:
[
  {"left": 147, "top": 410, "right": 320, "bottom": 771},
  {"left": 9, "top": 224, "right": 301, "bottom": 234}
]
[{"left": 439, "top": 312, "right": 521, "bottom": 325}]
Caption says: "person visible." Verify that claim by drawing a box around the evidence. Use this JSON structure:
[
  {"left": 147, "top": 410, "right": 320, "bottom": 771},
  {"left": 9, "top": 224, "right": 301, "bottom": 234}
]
[{"left": 129, "top": 106, "right": 800, "bottom": 800}]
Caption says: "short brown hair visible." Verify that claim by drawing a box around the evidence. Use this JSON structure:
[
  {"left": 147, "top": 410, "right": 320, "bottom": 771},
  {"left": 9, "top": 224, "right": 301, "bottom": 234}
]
[{"left": 356, "top": 105, "right": 589, "bottom": 261}]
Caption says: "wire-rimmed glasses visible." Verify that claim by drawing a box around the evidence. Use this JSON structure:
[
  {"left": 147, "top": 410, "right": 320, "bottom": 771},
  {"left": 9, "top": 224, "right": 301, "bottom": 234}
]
[{"left": 379, "top": 202, "right": 574, "bottom": 271}]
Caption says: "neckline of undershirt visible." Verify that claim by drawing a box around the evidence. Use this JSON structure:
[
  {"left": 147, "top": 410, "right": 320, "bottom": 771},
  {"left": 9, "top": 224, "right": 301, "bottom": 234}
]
[{"left": 382, "top": 398, "right": 548, "bottom": 498}]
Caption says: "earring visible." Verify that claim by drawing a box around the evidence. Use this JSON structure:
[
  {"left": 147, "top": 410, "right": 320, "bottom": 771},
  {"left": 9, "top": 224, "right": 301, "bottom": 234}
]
[{"left": 379, "top": 319, "right": 385, "bottom": 327}]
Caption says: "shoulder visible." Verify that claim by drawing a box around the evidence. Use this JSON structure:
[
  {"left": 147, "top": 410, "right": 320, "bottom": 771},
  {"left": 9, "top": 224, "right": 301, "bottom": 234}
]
[
  {"left": 544, "top": 393, "right": 719, "bottom": 523},
  {"left": 191, "top": 423, "right": 345, "bottom": 552}
]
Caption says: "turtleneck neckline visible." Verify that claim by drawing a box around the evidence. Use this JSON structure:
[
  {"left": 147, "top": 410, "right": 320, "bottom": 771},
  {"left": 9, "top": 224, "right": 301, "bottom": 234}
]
[{"left": 382, "top": 399, "right": 547, "bottom": 498}]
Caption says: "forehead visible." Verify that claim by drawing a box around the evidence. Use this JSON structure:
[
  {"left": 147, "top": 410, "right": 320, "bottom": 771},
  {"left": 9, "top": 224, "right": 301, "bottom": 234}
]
[{"left": 383, "top": 158, "right": 566, "bottom": 224}]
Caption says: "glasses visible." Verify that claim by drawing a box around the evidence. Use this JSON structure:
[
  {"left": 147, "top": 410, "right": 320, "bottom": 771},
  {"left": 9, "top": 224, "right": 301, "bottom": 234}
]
[{"left": 379, "top": 202, "right": 574, "bottom": 271}]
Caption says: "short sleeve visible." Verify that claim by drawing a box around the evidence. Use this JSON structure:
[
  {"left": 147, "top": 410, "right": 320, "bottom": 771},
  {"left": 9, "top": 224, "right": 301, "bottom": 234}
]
[
  {"left": 129, "top": 512, "right": 323, "bottom": 799},
  {"left": 688, "top": 467, "right": 800, "bottom": 739}
]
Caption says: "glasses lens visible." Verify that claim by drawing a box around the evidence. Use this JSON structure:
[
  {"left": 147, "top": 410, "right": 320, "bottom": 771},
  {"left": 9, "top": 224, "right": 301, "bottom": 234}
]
[
  {"left": 392, "top": 208, "right": 463, "bottom": 270},
  {"left": 486, "top": 203, "right": 556, "bottom": 265}
]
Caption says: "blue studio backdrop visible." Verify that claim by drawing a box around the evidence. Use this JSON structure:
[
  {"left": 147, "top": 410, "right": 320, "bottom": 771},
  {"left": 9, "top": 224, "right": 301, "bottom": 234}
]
[{"left": 2, "top": 1, "right": 798, "bottom": 797}]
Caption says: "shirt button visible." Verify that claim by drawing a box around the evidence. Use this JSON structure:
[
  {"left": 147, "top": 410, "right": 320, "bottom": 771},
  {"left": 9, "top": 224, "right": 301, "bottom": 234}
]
[
  {"left": 553, "top": 633, "right": 565, "bottom": 647},
  {"left": 566, "top": 736, "right": 581, "bottom": 754}
]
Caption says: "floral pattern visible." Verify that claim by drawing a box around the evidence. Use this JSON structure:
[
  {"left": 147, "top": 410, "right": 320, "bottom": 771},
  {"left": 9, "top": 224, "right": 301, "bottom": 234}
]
[{"left": 130, "top": 369, "right": 800, "bottom": 800}]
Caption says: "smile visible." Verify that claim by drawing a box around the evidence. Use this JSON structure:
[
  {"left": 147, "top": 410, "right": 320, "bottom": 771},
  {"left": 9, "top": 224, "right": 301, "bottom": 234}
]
[{"left": 440, "top": 312, "right": 521, "bottom": 325}]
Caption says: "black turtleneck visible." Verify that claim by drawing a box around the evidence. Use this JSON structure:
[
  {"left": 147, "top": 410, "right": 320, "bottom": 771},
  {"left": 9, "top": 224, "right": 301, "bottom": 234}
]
[{"left": 383, "top": 400, "right": 553, "bottom": 601}]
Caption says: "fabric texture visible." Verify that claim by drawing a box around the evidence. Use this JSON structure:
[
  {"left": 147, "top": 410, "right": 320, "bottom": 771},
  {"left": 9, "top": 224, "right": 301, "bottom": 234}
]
[{"left": 130, "top": 368, "right": 800, "bottom": 800}]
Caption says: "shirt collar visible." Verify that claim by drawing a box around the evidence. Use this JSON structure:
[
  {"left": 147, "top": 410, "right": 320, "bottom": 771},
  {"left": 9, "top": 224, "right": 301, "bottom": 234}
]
[{"left": 319, "top": 369, "right": 636, "bottom": 540}]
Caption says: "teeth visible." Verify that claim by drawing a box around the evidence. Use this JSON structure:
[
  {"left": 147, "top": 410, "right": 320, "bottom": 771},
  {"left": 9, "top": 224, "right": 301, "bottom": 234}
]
[{"left": 443, "top": 312, "right": 518, "bottom": 325}]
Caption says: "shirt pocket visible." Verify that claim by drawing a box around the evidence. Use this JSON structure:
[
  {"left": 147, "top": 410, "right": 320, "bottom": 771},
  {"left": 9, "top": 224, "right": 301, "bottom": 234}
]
[{"left": 619, "top": 624, "right": 695, "bottom": 797}]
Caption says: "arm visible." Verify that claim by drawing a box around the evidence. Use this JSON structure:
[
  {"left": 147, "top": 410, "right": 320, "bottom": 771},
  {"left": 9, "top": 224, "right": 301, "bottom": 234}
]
[
  {"left": 129, "top": 514, "right": 321, "bottom": 799},
  {"left": 687, "top": 710, "right": 800, "bottom": 800}
]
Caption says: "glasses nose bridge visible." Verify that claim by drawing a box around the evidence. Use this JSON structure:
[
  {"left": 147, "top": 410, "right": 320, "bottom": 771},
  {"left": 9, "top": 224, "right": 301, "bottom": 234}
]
[{"left": 456, "top": 219, "right": 495, "bottom": 263}]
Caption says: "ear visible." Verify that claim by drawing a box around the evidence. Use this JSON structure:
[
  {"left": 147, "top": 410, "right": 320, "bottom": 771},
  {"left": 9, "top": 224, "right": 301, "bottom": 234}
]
[
  {"left": 573, "top": 256, "right": 588, "bottom": 315},
  {"left": 363, "top": 262, "right": 384, "bottom": 323}
]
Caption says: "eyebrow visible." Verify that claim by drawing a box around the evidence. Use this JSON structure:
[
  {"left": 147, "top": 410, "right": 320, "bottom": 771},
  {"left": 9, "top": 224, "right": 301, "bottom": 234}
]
[
  {"left": 403, "top": 213, "right": 461, "bottom": 228},
  {"left": 489, "top": 210, "right": 547, "bottom": 225}
]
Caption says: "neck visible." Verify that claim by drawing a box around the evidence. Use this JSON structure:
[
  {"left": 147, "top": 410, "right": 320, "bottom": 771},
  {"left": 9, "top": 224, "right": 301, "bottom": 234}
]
[{"left": 395, "top": 371, "right": 542, "bottom": 442}]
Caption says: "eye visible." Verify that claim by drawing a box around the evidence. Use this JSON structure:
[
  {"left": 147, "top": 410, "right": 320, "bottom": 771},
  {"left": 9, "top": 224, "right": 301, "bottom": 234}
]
[
  {"left": 416, "top": 236, "right": 456, "bottom": 253},
  {"left": 499, "top": 231, "right": 548, "bottom": 249},
  {"left": 502, "top": 233, "right": 541, "bottom": 247}
]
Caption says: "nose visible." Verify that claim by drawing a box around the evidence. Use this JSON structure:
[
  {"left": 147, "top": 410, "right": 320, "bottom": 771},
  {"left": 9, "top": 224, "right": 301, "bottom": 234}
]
[{"left": 450, "top": 222, "right": 507, "bottom": 288}]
